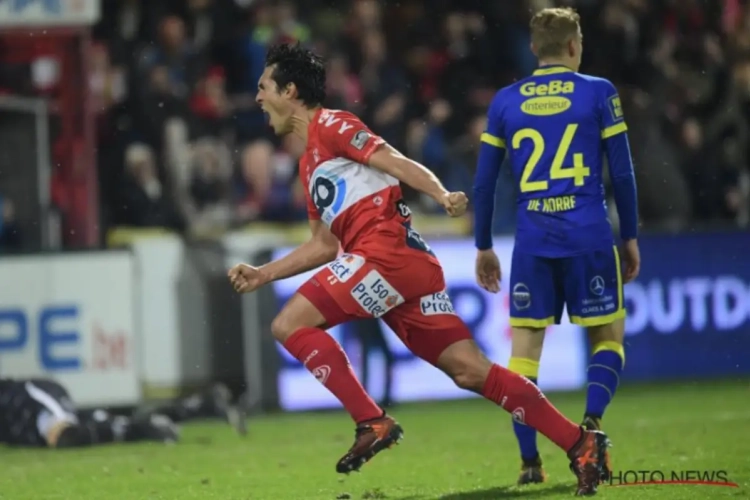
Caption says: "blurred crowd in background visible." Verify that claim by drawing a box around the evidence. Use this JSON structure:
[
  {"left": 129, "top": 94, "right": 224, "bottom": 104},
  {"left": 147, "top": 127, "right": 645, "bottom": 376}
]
[{"left": 0, "top": 0, "right": 749, "bottom": 248}]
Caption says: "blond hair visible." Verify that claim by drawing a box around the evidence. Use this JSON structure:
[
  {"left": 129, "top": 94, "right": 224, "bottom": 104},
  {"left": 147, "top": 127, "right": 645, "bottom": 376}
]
[{"left": 530, "top": 7, "right": 581, "bottom": 59}]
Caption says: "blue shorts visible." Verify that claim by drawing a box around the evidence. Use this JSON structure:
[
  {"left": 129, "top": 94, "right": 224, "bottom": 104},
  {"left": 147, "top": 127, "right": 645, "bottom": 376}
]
[{"left": 509, "top": 246, "right": 625, "bottom": 327}]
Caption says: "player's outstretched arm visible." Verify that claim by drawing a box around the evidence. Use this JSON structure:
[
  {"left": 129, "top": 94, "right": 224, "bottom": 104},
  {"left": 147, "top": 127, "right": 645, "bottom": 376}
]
[
  {"left": 368, "top": 145, "right": 468, "bottom": 217},
  {"left": 228, "top": 220, "right": 339, "bottom": 293},
  {"left": 262, "top": 220, "right": 340, "bottom": 281}
]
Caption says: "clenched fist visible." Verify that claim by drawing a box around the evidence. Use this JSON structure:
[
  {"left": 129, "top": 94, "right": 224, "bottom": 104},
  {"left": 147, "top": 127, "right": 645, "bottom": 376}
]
[
  {"left": 440, "top": 191, "right": 468, "bottom": 217},
  {"left": 228, "top": 263, "right": 270, "bottom": 294}
]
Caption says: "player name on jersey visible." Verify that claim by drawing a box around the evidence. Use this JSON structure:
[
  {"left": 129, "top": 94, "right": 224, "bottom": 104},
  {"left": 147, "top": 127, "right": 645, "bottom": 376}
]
[{"left": 526, "top": 195, "right": 577, "bottom": 213}]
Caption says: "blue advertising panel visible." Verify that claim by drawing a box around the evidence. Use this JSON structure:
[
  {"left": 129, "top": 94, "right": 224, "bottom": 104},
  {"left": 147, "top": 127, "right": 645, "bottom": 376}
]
[
  {"left": 270, "top": 232, "right": 750, "bottom": 411},
  {"left": 621, "top": 232, "right": 750, "bottom": 380}
]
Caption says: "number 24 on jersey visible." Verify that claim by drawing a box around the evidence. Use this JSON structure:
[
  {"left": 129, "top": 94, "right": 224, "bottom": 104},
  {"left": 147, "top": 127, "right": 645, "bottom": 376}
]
[{"left": 513, "top": 123, "right": 590, "bottom": 193}]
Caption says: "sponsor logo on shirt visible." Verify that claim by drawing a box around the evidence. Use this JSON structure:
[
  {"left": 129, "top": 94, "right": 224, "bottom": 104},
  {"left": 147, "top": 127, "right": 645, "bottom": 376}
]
[
  {"left": 350, "top": 270, "right": 403, "bottom": 318},
  {"left": 350, "top": 130, "right": 371, "bottom": 150},
  {"left": 419, "top": 291, "right": 456, "bottom": 316},
  {"left": 327, "top": 254, "right": 365, "bottom": 283}
]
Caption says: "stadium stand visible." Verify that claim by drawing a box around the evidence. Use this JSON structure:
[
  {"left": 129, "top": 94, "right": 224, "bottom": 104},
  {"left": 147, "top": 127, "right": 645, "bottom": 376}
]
[{"left": 0, "top": 0, "right": 747, "bottom": 250}]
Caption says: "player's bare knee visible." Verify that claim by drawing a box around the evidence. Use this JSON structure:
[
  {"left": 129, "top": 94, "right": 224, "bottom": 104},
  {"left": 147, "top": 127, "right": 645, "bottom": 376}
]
[
  {"left": 270, "top": 313, "right": 297, "bottom": 343},
  {"left": 271, "top": 293, "right": 327, "bottom": 343},
  {"left": 587, "top": 318, "right": 624, "bottom": 345},
  {"left": 437, "top": 340, "right": 493, "bottom": 392},
  {"left": 510, "top": 327, "right": 545, "bottom": 361}
]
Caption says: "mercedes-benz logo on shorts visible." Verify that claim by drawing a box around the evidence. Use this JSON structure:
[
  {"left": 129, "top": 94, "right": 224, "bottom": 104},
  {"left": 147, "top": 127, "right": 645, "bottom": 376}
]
[
  {"left": 512, "top": 283, "right": 531, "bottom": 310},
  {"left": 589, "top": 275, "right": 605, "bottom": 296}
]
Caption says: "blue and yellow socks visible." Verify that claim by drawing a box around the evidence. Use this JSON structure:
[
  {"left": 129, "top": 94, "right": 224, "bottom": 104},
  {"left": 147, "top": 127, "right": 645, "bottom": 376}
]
[
  {"left": 510, "top": 342, "right": 624, "bottom": 462},
  {"left": 509, "top": 357, "right": 540, "bottom": 461},
  {"left": 585, "top": 341, "right": 625, "bottom": 419}
]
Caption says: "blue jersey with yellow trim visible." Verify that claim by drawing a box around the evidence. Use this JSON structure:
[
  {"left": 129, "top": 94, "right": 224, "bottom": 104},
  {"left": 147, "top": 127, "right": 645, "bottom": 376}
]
[{"left": 482, "top": 66, "right": 627, "bottom": 257}]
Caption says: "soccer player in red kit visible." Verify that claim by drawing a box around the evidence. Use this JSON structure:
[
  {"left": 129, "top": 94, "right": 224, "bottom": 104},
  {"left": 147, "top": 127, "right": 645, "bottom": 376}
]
[{"left": 228, "top": 44, "right": 609, "bottom": 495}]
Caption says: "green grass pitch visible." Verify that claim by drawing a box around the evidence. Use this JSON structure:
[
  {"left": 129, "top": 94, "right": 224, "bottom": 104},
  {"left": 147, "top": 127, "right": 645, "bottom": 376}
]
[{"left": 1, "top": 380, "right": 747, "bottom": 499}]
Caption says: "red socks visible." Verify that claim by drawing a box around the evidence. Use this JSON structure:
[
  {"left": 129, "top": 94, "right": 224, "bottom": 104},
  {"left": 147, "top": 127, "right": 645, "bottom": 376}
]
[
  {"left": 284, "top": 327, "right": 382, "bottom": 423},
  {"left": 482, "top": 364, "right": 582, "bottom": 452},
  {"left": 283, "top": 328, "right": 581, "bottom": 450}
]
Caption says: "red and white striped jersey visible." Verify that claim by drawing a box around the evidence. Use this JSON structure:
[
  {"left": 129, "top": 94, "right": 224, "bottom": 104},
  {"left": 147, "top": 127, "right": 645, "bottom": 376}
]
[{"left": 300, "top": 108, "right": 438, "bottom": 266}]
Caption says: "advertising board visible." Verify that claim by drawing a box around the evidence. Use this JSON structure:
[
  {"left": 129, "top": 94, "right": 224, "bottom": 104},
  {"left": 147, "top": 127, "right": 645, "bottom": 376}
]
[{"left": 0, "top": 252, "right": 139, "bottom": 407}]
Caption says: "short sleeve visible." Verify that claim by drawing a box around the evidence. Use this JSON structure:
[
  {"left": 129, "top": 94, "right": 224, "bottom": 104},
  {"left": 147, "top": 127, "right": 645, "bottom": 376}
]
[
  {"left": 323, "top": 112, "right": 386, "bottom": 164},
  {"left": 598, "top": 79, "right": 627, "bottom": 140},
  {"left": 480, "top": 90, "right": 506, "bottom": 149}
]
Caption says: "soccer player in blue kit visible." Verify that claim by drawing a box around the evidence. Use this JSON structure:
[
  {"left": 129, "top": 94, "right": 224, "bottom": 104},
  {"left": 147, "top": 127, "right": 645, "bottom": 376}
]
[{"left": 472, "top": 7, "right": 641, "bottom": 486}]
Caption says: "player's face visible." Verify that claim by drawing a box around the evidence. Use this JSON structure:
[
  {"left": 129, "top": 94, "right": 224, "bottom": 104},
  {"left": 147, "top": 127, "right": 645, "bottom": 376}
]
[{"left": 256, "top": 66, "right": 294, "bottom": 136}]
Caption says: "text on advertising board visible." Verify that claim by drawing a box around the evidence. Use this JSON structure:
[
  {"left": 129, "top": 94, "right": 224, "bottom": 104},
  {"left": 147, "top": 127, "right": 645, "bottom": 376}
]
[{"left": 0, "top": 305, "right": 129, "bottom": 372}]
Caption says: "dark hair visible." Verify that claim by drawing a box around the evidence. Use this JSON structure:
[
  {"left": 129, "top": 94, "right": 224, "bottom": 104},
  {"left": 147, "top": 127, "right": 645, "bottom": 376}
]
[{"left": 265, "top": 43, "right": 326, "bottom": 107}]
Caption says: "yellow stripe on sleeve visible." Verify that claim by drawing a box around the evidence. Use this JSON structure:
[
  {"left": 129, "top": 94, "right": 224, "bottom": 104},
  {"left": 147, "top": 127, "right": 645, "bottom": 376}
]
[
  {"left": 601, "top": 122, "right": 628, "bottom": 139},
  {"left": 481, "top": 132, "right": 506, "bottom": 149}
]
